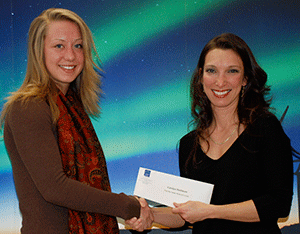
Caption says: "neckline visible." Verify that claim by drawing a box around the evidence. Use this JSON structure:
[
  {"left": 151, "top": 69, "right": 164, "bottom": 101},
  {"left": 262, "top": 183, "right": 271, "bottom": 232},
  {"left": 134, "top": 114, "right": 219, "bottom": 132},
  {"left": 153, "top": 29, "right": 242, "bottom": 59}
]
[{"left": 204, "top": 126, "right": 247, "bottom": 161}]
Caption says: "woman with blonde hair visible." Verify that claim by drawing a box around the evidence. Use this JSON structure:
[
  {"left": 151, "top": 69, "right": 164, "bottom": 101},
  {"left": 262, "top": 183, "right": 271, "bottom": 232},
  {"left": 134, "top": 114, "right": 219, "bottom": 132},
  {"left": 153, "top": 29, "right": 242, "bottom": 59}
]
[{"left": 1, "top": 8, "right": 151, "bottom": 234}]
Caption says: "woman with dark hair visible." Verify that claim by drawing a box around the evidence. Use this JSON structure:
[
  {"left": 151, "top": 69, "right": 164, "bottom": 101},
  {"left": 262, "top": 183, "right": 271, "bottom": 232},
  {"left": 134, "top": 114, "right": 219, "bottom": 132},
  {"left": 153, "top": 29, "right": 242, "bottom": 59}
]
[{"left": 127, "top": 33, "right": 293, "bottom": 233}]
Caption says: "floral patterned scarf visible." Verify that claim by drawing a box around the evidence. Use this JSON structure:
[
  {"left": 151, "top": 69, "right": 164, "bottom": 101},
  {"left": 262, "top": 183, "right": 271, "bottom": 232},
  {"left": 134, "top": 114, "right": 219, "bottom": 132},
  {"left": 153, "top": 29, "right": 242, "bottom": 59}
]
[{"left": 56, "top": 89, "right": 119, "bottom": 234}]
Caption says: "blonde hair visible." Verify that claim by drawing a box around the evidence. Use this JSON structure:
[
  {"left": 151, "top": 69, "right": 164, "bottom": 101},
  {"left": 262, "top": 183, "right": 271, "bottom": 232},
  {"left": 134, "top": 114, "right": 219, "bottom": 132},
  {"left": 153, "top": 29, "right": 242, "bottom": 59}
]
[{"left": 0, "top": 8, "right": 102, "bottom": 128}]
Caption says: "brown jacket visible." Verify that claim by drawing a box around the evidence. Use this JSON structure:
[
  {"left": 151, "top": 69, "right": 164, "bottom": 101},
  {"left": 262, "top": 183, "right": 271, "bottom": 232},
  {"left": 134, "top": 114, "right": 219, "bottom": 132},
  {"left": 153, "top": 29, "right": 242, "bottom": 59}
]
[{"left": 4, "top": 99, "right": 140, "bottom": 233}]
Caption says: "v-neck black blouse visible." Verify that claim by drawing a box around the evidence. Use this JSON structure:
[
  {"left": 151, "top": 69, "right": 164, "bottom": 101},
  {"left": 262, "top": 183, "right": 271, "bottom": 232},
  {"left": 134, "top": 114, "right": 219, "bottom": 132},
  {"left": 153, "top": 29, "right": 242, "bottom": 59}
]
[{"left": 178, "top": 114, "right": 293, "bottom": 234}]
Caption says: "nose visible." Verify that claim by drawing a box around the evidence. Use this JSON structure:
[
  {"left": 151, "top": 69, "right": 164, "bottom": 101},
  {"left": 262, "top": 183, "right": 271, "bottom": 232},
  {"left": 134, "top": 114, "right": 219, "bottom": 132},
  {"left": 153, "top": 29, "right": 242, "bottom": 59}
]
[
  {"left": 215, "top": 73, "right": 226, "bottom": 87},
  {"left": 64, "top": 46, "right": 76, "bottom": 61}
]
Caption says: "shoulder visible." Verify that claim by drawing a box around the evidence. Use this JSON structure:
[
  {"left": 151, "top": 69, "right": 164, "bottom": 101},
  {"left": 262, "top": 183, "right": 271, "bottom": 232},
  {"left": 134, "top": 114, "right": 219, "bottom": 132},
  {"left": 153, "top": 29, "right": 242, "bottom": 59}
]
[
  {"left": 6, "top": 98, "right": 52, "bottom": 125},
  {"left": 253, "top": 112, "right": 280, "bottom": 125},
  {"left": 10, "top": 98, "right": 50, "bottom": 113},
  {"left": 251, "top": 113, "right": 284, "bottom": 133},
  {"left": 247, "top": 113, "right": 290, "bottom": 143},
  {"left": 180, "top": 130, "right": 197, "bottom": 145}
]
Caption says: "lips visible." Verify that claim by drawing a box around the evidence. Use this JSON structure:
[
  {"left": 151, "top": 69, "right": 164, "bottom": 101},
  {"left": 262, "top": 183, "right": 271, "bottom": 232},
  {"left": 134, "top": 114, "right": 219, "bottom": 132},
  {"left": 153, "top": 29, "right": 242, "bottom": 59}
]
[{"left": 212, "top": 89, "right": 231, "bottom": 98}]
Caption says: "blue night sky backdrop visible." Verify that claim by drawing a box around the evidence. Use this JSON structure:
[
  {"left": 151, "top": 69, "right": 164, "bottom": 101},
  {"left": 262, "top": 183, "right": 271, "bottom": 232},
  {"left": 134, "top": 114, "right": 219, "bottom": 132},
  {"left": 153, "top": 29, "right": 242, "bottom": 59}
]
[{"left": 0, "top": 0, "right": 299, "bottom": 232}]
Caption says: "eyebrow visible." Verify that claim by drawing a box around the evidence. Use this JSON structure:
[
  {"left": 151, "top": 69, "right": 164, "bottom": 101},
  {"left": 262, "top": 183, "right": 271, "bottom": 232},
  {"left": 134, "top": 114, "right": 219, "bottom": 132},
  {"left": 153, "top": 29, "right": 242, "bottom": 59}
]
[
  {"left": 52, "top": 38, "right": 83, "bottom": 42},
  {"left": 204, "top": 65, "right": 242, "bottom": 68}
]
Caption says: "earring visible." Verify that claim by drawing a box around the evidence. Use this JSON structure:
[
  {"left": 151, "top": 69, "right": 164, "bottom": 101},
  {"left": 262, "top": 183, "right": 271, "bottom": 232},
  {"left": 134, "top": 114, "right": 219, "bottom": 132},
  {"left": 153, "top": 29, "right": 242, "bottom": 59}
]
[{"left": 241, "top": 86, "right": 245, "bottom": 97}]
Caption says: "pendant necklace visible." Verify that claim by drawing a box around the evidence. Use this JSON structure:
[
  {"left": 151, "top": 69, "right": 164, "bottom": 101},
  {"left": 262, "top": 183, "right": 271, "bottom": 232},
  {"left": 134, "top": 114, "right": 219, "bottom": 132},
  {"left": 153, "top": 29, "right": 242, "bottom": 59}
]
[{"left": 209, "top": 127, "right": 238, "bottom": 145}]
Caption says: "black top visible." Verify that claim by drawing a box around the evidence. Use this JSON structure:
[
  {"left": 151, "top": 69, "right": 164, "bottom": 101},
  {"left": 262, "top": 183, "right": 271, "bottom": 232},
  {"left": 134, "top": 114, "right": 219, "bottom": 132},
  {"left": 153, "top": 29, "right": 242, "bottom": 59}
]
[{"left": 179, "top": 114, "right": 293, "bottom": 234}]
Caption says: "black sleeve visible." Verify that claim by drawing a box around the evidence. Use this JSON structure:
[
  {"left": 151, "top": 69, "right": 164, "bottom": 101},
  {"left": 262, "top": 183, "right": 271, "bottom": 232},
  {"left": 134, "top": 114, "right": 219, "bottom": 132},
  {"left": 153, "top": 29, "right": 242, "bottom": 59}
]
[
  {"left": 252, "top": 115, "right": 294, "bottom": 221},
  {"left": 178, "top": 130, "right": 197, "bottom": 178}
]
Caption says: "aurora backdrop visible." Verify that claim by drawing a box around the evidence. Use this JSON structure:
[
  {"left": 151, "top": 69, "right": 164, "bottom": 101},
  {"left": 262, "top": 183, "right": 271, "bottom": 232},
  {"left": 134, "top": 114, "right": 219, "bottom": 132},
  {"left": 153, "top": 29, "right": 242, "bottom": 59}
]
[{"left": 0, "top": 0, "right": 299, "bottom": 233}]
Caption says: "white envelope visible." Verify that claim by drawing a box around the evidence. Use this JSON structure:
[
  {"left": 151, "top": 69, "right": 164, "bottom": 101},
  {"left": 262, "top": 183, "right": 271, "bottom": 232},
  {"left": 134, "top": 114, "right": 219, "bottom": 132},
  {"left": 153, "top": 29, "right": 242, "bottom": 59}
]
[{"left": 133, "top": 167, "right": 214, "bottom": 207}]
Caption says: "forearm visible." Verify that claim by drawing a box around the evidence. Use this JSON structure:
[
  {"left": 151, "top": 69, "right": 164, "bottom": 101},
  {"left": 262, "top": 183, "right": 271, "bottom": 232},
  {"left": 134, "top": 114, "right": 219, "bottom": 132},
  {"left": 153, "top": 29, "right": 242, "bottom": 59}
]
[
  {"left": 211, "top": 200, "right": 260, "bottom": 222},
  {"left": 152, "top": 207, "right": 185, "bottom": 228},
  {"left": 47, "top": 181, "right": 140, "bottom": 220}
]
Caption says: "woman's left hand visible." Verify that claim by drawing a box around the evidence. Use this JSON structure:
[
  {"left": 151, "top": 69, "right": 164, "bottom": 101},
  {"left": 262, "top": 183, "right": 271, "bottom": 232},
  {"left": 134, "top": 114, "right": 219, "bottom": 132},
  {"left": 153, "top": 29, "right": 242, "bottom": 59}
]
[{"left": 172, "top": 201, "right": 214, "bottom": 224}]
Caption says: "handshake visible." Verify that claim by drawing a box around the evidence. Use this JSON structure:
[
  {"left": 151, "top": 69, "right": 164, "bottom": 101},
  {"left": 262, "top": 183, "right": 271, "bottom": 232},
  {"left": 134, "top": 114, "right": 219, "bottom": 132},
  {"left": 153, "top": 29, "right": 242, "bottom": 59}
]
[
  {"left": 125, "top": 197, "right": 154, "bottom": 231},
  {"left": 125, "top": 197, "right": 197, "bottom": 231}
]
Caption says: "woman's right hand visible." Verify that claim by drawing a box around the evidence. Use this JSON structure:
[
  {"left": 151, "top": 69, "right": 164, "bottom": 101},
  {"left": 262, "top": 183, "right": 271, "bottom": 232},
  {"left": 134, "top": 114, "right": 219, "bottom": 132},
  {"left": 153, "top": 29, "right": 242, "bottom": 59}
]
[{"left": 125, "top": 197, "right": 153, "bottom": 231}]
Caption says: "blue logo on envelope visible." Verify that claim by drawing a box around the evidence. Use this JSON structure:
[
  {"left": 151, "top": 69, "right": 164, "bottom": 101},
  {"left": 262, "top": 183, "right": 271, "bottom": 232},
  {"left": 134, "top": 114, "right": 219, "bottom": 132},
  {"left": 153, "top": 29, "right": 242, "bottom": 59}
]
[{"left": 144, "top": 170, "right": 151, "bottom": 177}]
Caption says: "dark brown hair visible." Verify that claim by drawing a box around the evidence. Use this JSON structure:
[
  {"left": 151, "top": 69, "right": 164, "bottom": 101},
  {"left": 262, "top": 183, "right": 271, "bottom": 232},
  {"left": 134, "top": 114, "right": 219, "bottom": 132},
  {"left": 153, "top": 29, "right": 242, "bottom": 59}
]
[{"left": 187, "top": 33, "right": 271, "bottom": 170}]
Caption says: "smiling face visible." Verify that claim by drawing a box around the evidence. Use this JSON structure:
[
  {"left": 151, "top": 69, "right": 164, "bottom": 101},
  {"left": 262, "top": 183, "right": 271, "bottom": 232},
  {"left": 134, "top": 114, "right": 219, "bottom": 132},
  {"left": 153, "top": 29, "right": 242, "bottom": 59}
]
[
  {"left": 44, "top": 20, "right": 84, "bottom": 94},
  {"left": 202, "top": 48, "right": 247, "bottom": 111}
]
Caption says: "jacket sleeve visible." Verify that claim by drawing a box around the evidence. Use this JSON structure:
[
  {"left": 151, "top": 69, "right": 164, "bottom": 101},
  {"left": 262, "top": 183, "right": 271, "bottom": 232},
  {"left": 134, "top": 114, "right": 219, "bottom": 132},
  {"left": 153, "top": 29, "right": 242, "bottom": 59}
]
[{"left": 5, "top": 100, "right": 140, "bottom": 220}]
